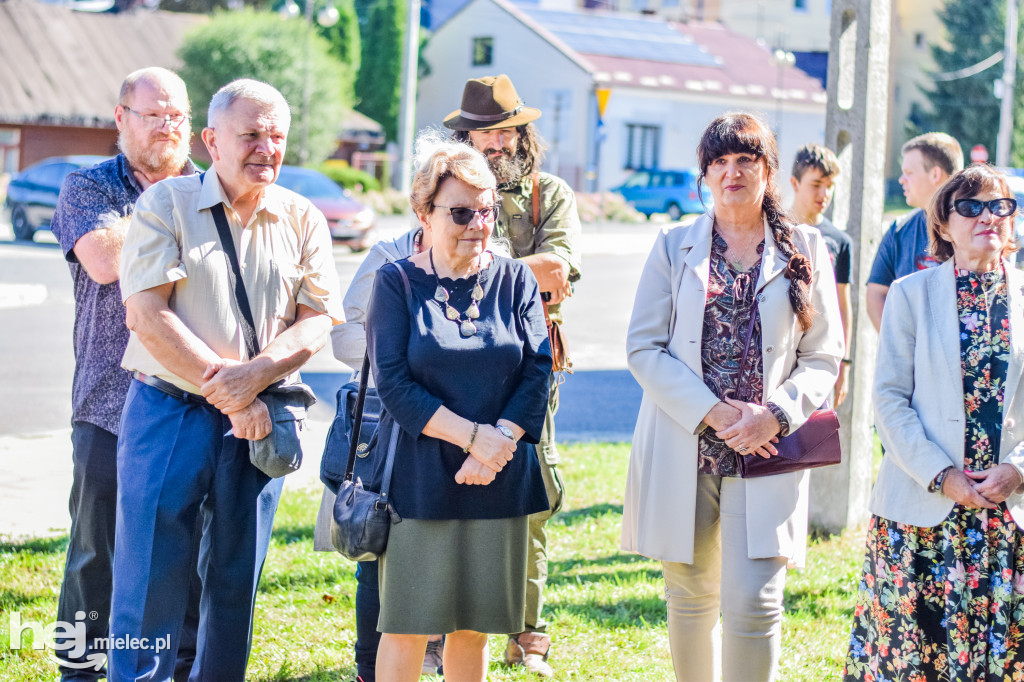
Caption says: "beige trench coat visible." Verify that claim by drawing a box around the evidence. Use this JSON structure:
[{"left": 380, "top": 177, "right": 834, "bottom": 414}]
[{"left": 620, "top": 210, "right": 844, "bottom": 567}]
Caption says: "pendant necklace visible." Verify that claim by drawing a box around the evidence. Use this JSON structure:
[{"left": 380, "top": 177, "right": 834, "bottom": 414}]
[{"left": 429, "top": 248, "right": 483, "bottom": 337}]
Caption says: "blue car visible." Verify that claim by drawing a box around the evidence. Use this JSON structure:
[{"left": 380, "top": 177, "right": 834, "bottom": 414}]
[
  {"left": 4, "top": 155, "right": 109, "bottom": 240},
  {"left": 613, "top": 168, "right": 712, "bottom": 220}
]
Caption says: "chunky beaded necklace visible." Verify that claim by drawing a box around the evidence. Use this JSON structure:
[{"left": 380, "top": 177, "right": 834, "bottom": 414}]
[{"left": 429, "top": 247, "right": 483, "bottom": 337}]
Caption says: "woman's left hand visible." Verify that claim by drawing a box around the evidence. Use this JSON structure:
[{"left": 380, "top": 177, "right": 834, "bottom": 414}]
[
  {"left": 716, "top": 397, "right": 781, "bottom": 459},
  {"left": 964, "top": 464, "right": 1023, "bottom": 504}
]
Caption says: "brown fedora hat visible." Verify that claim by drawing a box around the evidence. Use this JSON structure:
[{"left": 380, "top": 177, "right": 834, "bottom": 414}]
[{"left": 443, "top": 75, "right": 542, "bottom": 131}]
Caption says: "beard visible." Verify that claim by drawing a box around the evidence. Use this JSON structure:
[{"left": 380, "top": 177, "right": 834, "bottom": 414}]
[
  {"left": 118, "top": 127, "right": 191, "bottom": 177},
  {"left": 483, "top": 147, "right": 529, "bottom": 186}
]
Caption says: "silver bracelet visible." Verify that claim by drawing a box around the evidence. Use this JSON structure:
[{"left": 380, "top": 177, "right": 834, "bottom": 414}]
[{"left": 463, "top": 422, "right": 479, "bottom": 453}]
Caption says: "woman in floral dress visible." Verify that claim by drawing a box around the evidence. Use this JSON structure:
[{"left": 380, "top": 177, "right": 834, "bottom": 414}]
[{"left": 844, "top": 164, "right": 1024, "bottom": 681}]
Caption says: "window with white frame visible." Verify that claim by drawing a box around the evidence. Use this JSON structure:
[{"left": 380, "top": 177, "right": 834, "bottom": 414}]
[{"left": 625, "top": 124, "right": 660, "bottom": 169}]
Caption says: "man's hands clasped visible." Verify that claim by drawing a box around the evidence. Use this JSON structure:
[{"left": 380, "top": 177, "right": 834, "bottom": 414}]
[{"left": 202, "top": 360, "right": 272, "bottom": 441}]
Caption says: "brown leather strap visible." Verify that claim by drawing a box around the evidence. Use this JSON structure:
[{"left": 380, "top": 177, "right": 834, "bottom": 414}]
[{"left": 530, "top": 172, "right": 541, "bottom": 227}]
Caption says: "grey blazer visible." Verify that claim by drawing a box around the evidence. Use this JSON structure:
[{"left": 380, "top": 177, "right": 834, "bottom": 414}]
[{"left": 871, "top": 257, "right": 1024, "bottom": 528}]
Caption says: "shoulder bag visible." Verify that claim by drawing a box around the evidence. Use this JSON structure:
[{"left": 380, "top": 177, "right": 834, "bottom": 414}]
[
  {"left": 531, "top": 173, "right": 573, "bottom": 374},
  {"left": 211, "top": 202, "right": 317, "bottom": 478},
  {"left": 330, "top": 262, "right": 411, "bottom": 561},
  {"left": 734, "top": 295, "right": 842, "bottom": 478}
]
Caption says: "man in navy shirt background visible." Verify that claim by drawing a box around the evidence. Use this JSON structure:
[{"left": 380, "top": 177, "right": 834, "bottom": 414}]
[
  {"left": 49, "top": 66, "right": 200, "bottom": 681},
  {"left": 866, "top": 132, "right": 963, "bottom": 331}
]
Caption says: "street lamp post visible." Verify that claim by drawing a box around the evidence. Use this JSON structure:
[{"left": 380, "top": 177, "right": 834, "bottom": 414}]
[{"left": 281, "top": 0, "right": 339, "bottom": 165}]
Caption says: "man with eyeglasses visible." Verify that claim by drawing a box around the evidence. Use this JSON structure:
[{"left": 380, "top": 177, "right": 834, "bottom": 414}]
[
  {"left": 49, "top": 66, "right": 200, "bottom": 682},
  {"left": 866, "top": 132, "right": 964, "bottom": 331},
  {"left": 445, "top": 74, "right": 582, "bottom": 679}
]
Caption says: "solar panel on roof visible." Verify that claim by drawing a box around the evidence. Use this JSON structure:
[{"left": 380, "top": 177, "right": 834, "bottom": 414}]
[{"left": 521, "top": 7, "right": 719, "bottom": 66}]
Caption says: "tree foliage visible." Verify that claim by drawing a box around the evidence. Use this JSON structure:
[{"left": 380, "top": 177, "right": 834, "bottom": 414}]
[
  {"left": 177, "top": 9, "right": 354, "bottom": 165},
  {"left": 354, "top": 0, "right": 404, "bottom": 141},
  {"left": 922, "top": 0, "right": 1024, "bottom": 166}
]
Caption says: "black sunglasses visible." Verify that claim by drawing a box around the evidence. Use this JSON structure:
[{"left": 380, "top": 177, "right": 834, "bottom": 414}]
[
  {"left": 434, "top": 205, "right": 499, "bottom": 225},
  {"left": 952, "top": 197, "right": 1017, "bottom": 218}
]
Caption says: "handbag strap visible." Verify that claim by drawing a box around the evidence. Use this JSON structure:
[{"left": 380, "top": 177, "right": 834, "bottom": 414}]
[
  {"left": 343, "top": 261, "right": 413, "bottom": 484},
  {"left": 210, "top": 201, "right": 261, "bottom": 359},
  {"left": 734, "top": 297, "right": 760, "bottom": 403}
]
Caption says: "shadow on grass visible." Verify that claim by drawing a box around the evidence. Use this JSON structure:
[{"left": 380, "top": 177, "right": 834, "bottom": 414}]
[
  {"left": 0, "top": 536, "right": 68, "bottom": 554},
  {"left": 251, "top": 665, "right": 354, "bottom": 682},
  {"left": 552, "top": 594, "right": 667, "bottom": 627},
  {"left": 271, "top": 522, "right": 315, "bottom": 545},
  {"left": 552, "top": 502, "right": 623, "bottom": 526},
  {"left": 784, "top": 583, "right": 857, "bottom": 620},
  {"left": 0, "top": 588, "right": 57, "bottom": 611}
]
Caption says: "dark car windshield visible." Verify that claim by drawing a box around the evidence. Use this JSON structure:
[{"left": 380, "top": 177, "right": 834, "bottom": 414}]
[{"left": 276, "top": 167, "right": 347, "bottom": 200}]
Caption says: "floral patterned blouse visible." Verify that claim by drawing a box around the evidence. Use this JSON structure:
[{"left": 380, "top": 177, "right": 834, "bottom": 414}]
[
  {"left": 843, "top": 267, "right": 1024, "bottom": 681},
  {"left": 697, "top": 231, "right": 788, "bottom": 475}
]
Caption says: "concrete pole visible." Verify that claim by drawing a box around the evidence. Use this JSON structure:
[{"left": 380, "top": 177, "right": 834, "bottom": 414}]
[
  {"left": 811, "top": 0, "right": 890, "bottom": 533},
  {"left": 996, "top": 0, "right": 1018, "bottom": 167},
  {"left": 395, "top": 0, "right": 420, "bottom": 194}
]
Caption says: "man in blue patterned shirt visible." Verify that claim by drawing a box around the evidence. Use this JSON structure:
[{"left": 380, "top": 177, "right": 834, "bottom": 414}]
[{"left": 49, "top": 66, "right": 200, "bottom": 681}]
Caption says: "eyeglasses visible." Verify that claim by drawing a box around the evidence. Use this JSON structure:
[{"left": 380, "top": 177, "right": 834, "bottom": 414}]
[
  {"left": 952, "top": 197, "right": 1017, "bottom": 218},
  {"left": 434, "top": 205, "right": 499, "bottom": 225},
  {"left": 123, "top": 106, "right": 191, "bottom": 131}
]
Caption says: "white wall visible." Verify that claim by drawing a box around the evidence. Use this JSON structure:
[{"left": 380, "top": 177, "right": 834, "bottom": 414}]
[
  {"left": 718, "top": 0, "right": 832, "bottom": 53},
  {"left": 598, "top": 87, "right": 827, "bottom": 196},
  {"left": 417, "top": 0, "right": 594, "bottom": 188}
]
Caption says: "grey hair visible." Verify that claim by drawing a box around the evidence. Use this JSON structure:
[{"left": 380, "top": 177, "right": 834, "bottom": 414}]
[
  {"left": 207, "top": 79, "right": 291, "bottom": 130},
  {"left": 119, "top": 67, "right": 189, "bottom": 111}
]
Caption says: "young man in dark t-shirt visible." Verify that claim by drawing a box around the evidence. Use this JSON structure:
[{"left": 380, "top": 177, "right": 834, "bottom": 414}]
[{"left": 790, "top": 144, "right": 853, "bottom": 405}]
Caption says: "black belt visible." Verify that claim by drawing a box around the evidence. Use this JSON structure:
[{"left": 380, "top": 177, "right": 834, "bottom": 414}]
[{"left": 134, "top": 372, "right": 212, "bottom": 407}]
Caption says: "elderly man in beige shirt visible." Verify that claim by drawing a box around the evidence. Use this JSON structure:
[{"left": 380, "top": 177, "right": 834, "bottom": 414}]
[{"left": 109, "top": 79, "right": 342, "bottom": 681}]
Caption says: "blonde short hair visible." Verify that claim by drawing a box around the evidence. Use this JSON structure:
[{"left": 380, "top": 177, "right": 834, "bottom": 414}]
[{"left": 409, "top": 130, "right": 496, "bottom": 216}]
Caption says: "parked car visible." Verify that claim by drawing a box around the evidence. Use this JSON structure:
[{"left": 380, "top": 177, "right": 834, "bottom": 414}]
[
  {"left": 4, "top": 155, "right": 109, "bottom": 240},
  {"left": 274, "top": 165, "right": 375, "bottom": 251},
  {"left": 612, "top": 168, "right": 711, "bottom": 220}
]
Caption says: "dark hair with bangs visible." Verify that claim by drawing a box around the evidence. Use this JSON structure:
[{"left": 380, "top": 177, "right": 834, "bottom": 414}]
[
  {"left": 696, "top": 112, "right": 814, "bottom": 332},
  {"left": 928, "top": 163, "right": 1018, "bottom": 263}
]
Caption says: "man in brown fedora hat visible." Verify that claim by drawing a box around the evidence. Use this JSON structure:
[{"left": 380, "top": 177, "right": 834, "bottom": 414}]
[{"left": 445, "top": 74, "right": 582, "bottom": 679}]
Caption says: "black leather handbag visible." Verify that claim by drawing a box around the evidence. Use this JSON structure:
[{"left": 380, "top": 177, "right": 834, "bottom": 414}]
[
  {"left": 330, "top": 354, "right": 401, "bottom": 561},
  {"left": 329, "top": 262, "right": 411, "bottom": 561}
]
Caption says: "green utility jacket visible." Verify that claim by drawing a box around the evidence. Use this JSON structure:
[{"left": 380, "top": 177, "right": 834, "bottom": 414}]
[{"left": 496, "top": 172, "right": 582, "bottom": 324}]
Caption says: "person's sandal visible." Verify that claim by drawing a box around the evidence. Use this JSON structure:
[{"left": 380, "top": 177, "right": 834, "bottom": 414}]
[{"left": 504, "top": 632, "right": 553, "bottom": 678}]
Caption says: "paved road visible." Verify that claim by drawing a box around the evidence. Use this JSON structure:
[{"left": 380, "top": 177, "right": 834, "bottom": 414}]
[{"left": 0, "top": 215, "right": 661, "bottom": 536}]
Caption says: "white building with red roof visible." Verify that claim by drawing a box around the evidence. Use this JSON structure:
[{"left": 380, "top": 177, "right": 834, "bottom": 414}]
[{"left": 416, "top": 0, "right": 827, "bottom": 191}]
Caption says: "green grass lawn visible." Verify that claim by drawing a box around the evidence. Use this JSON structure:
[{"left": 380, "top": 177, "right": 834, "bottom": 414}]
[{"left": 0, "top": 443, "right": 864, "bottom": 680}]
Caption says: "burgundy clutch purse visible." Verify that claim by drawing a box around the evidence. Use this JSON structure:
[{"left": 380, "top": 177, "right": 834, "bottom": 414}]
[
  {"left": 733, "top": 295, "right": 842, "bottom": 478},
  {"left": 737, "top": 404, "right": 841, "bottom": 478}
]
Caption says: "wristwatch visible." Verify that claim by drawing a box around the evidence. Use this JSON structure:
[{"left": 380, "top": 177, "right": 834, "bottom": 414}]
[{"left": 496, "top": 425, "right": 515, "bottom": 441}]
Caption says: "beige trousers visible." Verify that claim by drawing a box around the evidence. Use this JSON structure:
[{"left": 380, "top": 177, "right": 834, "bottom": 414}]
[{"left": 661, "top": 474, "right": 788, "bottom": 682}]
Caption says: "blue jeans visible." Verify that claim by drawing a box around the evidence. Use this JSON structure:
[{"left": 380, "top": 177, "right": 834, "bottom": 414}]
[
  {"left": 355, "top": 560, "right": 380, "bottom": 682},
  {"left": 109, "top": 380, "right": 283, "bottom": 682},
  {"left": 56, "top": 421, "right": 201, "bottom": 682}
]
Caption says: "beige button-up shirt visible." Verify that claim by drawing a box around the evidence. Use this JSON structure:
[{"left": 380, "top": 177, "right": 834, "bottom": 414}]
[{"left": 120, "top": 167, "right": 343, "bottom": 394}]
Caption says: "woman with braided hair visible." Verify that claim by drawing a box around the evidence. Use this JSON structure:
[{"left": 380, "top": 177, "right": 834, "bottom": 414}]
[{"left": 621, "top": 112, "right": 844, "bottom": 681}]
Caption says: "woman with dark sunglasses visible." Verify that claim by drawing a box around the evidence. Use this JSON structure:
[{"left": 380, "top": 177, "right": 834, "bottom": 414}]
[
  {"left": 844, "top": 164, "right": 1024, "bottom": 680},
  {"left": 364, "top": 134, "right": 551, "bottom": 682}
]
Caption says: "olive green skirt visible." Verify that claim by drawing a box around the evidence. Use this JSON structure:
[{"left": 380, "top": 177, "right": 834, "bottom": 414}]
[{"left": 378, "top": 516, "right": 529, "bottom": 634}]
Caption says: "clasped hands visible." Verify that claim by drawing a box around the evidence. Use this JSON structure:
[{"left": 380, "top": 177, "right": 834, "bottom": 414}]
[
  {"left": 455, "top": 424, "right": 517, "bottom": 486},
  {"left": 201, "top": 359, "right": 271, "bottom": 441},
  {"left": 705, "top": 397, "right": 781, "bottom": 459},
  {"left": 940, "top": 464, "right": 1024, "bottom": 509}
]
